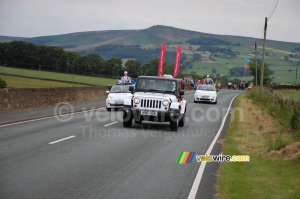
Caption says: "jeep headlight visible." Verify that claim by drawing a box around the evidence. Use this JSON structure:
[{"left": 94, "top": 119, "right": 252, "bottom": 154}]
[
  {"left": 134, "top": 98, "right": 140, "bottom": 104},
  {"left": 162, "top": 100, "right": 169, "bottom": 106}
]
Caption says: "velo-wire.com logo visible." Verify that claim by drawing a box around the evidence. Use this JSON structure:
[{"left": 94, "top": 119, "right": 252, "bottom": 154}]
[{"left": 177, "top": 152, "right": 250, "bottom": 164}]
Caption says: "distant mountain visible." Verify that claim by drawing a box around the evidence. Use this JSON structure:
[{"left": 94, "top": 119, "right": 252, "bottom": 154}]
[{"left": 1, "top": 25, "right": 299, "bottom": 51}]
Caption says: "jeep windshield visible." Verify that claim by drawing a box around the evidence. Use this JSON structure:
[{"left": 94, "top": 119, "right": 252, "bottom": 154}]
[
  {"left": 197, "top": 84, "right": 216, "bottom": 91},
  {"left": 110, "top": 85, "right": 131, "bottom": 93},
  {"left": 135, "top": 78, "right": 177, "bottom": 95}
]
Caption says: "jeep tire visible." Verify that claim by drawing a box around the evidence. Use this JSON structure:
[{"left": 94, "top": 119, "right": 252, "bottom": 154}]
[
  {"left": 178, "top": 114, "right": 185, "bottom": 127},
  {"left": 123, "top": 111, "right": 132, "bottom": 127},
  {"left": 170, "top": 119, "right": 178, "bottom": 131}
]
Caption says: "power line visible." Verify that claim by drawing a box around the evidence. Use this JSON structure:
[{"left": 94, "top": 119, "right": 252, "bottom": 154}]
[
  {"left": 268, "top": 0, "right": 279, "bottom": 22},
  {"left": 268, "top": 0, "right": 276, "bottom": 18}
]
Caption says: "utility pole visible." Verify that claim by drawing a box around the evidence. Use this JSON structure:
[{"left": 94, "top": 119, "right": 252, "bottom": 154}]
[
  {"left": 260, "top": 17, "right": 267, "bottom": 88},
  {"left": 296, "top": 61, "right": 299, "bottom": 85},
  {"left": 255, "top": 43, "right": 258, "bottom": 87}
]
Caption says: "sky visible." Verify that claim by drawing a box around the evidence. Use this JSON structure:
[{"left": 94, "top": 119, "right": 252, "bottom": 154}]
[{"left": 0, "top": 0, "right": 299, "bottom": 43}]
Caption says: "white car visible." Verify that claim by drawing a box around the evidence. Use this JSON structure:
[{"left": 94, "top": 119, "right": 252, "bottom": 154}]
[
  {"left": 194, "top": 84, "right": 217, "bottom": 104},
  {"left": 106, "top": 84, "right": 133, "bottom": 111}
]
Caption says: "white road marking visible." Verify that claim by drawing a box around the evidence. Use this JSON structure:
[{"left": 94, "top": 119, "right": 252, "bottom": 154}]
[
  {"left": 104, "top": 121, "right": 118, "bottom": 127},
  {"left": 0, "top": 107, "right": 106, "bottom": 128},
  {"left": 48, "top": 135, "right": 76, "bottom": 145},
  {"left": 187, "top": 95, "right": 238, "bottom": 199}
]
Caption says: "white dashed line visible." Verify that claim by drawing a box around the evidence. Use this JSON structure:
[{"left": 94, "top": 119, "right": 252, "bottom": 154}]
[
  {"left": 104, "top": 121, "right": 118, "bottom": 127},
  {"left": 48, "top": 135, "right": 76, "bottom": 145},
  {"left": 0, "top": 107, "right": 106, "bottom": 128}
]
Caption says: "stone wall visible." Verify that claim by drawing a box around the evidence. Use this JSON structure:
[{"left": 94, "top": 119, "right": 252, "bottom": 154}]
[{"left": 0, "top": 86, "right": 108, "bottom": 112}]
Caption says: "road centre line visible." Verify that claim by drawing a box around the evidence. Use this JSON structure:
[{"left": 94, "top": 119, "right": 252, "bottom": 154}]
[
  {"left": 0, "top": 107, "right": 106, "bottom": 128},
  {"left": 104, "top": 121, "right": 118, "bottom": 127},
  {"left": 187, "top": 95, "right": 238, "bottom": 199},
  {"left": 48, "top": 135, "right": 76, "bottom": 145}
]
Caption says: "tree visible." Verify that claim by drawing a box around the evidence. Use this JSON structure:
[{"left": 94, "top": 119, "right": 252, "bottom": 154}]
[
  {"left": 124, "top": 60, "right": 142, "bottom": 78},
  {"left": 193, "top": 53, "right": 201, "bottom": 61},
  {"left": 141, "top": 58, "right": 168, "bottom": 76},
  {"left": 230, "top": 67, "right": 250, "bottom": 76},
  {"left": 249, "top": 60, "right": 271, "bottom": 86},
  {"left": 104, "top": 57, "right": 123, "bottom": 77}
]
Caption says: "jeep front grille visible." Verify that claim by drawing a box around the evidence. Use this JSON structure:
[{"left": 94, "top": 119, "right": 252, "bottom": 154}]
[{"left": 140, "top": 99, "right": 162, "bottom": 109}]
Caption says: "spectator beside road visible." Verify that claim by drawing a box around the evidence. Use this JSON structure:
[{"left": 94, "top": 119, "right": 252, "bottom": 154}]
[
  {"left": 245, "top": 82, "right": 249, "bottom": 89},
  {"left": 228, "top": 82, "right": 232, "bottom": 89},
  {"left": 233, "top": 84, "right": 237, "bottom": 90}
]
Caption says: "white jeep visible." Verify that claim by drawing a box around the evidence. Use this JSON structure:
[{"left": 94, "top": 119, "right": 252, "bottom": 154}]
[{"left": 122, "top": 76, "right": 187, "bottom": 131}]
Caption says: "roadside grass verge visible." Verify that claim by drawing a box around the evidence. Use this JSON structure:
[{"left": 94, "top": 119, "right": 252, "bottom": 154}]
[
  {"left": 247, "top": 88, "right": 300, "bottom": 138},
  {"left": 217, "top": 94, "right": 300, "bottom": 199},
  {"left": 0, "top": 74, "right": 88, "bottom": 88},
  {"left": 0, "top": 66, "right": 116, "bottom": 86}
]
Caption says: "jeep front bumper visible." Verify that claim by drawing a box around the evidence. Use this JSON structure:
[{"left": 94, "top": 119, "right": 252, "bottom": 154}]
[{"left": 123, "top": 106, "right": 180, "bottom": 122}]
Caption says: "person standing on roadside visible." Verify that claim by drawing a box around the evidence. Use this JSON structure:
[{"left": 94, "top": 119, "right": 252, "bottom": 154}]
[{"left": 228, "top": 82, "right": 232, "bottom": 89}]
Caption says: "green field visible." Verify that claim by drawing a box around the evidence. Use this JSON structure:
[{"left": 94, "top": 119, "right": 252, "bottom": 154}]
[
  {"left": 0, "top": 66, "right": 116, "bottom": 86},
  {"left": 275, "top": 90, "right": 300, "bottom": 101},
  {"left": 0, "top": 75, "right": 88, "bottom": 88},
  {"left": 184, "top": 53, "right": 298, "bottom": 83}
]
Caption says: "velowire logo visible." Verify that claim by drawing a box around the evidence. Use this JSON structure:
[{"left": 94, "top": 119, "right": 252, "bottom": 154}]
[{"left": 176, "top": 152, "right": 196, "bottom": 164}]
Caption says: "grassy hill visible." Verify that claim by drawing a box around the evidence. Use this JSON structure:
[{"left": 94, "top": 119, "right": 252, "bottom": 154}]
[{"left": 1, "top": 25, "right": 299, "bottom": 83}]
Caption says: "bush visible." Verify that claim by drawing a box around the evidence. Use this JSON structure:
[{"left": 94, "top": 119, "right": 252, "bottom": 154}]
[
  {"left": 291, "top": 108, "right": 300, "bottom": 131},
  {"left": 0, "top": 77, "right": 7, "bottom": 88}
]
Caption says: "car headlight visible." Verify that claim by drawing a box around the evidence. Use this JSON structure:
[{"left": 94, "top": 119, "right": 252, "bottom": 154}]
[
  {"left": 134, "top": 98, "right": 140, "bottom": 104},
  {"left": 196, "top": 92, "right": 200, "bottom": 97},
  {"left": 108, "top": 96, "right": 112, "bottom": 100},
  {"left": 211, "top": 93, "right": 216, "bottom": 98},
  {"left": 162, "top": 100, "right": 169, "bottom": 106}
]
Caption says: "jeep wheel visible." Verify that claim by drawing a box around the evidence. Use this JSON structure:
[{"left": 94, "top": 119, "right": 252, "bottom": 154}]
[
  {"left": 170, "top": 119, "right": 178, "bottom": 131},
  {"left": 106, "top": 107, "right": 111, "bottom": 112},
  {"left": 178, "top": 114, "right": 185, "bottom": 127},
  {"left": 123, "top": 111, "right": 132, "bottom": 127}
]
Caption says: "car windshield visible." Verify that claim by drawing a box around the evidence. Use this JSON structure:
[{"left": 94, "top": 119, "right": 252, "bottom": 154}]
[
  {"left": 135, "top": 78, "right": 177, "bottom": 94},
  {"left": 110, "top": 85, "right": 131, "bottom": 93},
  {"left": 197, "top": 84, "right": 216, "bottom": 91}
]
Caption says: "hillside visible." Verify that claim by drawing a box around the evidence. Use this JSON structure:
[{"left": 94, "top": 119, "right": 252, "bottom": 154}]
[
  {"left": 1, "top": 25, "right": 299, "bottom": 83},
  {"left": 1, "top": 25, "right": 299, "bottom": 51}
]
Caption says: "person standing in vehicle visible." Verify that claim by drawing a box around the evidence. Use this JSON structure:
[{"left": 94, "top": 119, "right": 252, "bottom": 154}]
[
  {"left": 204, "top": 75, "right": 214, "bottom": 84},
  {"left": 121, "top": 71, "right": 131, "bottom": 84}
]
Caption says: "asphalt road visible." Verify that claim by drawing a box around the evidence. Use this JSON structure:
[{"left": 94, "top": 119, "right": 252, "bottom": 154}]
[{"left": 0, "top": 89, "right": 242, "bottom": 199}]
